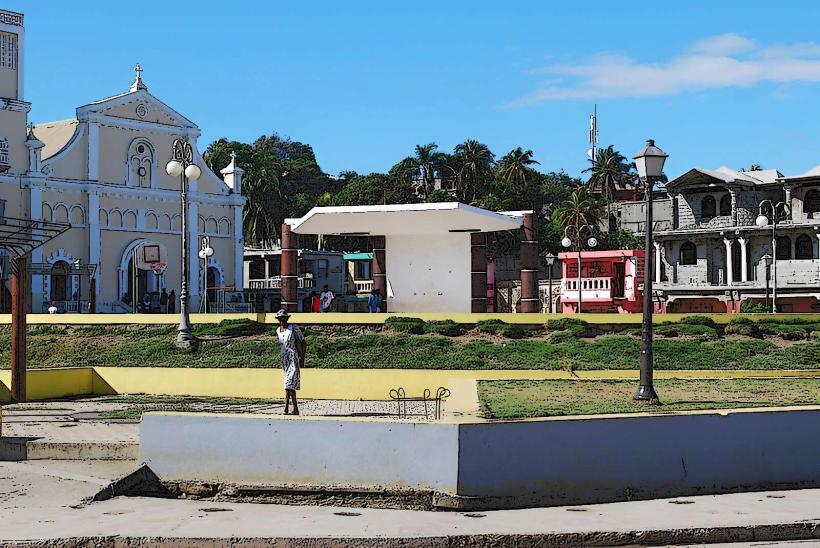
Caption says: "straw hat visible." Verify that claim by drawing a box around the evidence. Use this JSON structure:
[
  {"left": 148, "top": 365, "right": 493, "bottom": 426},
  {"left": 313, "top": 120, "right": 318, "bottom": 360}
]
[{"left": 275, "top": 309, "right": 291, "bottom": 320}]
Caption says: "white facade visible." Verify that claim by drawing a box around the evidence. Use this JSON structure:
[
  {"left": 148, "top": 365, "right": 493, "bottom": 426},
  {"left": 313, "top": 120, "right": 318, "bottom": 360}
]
[{"left": 0, "top": 9, "right": 245, "bottom": 312}]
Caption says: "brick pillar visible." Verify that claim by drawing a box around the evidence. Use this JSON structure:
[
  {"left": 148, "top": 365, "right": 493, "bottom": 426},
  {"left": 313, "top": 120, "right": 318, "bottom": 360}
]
[
  {"left": 89, "top": 277, "right": 96, "bottom": 313},
  {"left": 280, "top": 223, "right": 298, "bottom": 312},
  {"left": 519, "top": 213, "right": 540, "bottom": 313},
  {"left": 372, "top": 236, "right": 387, "bottom": 312},
  {"left": 471, "top": 233, "right": 488, "bottom": 313},
  {"left": 11, "top": 256, "right": 27, "bottom": 403}
]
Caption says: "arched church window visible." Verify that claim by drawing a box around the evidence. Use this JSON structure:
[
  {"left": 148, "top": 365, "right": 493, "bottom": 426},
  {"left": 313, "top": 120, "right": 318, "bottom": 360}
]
[
  {"left": 680, "top": 241, "right": 697, "bottom": 265},
  {"left": 719, "top": 194, "right": 731, "bottom": 216},
  {"left": 795, "top": 235, "right": 814, "bottom": 260},
  {"left": 701, "top": 196, "right": 716, "bottom": 220},
  {"left": 128, "top": 139, "right": 154, "bottom": 188},
  {"left": 50, "top": 261, "right": 70, "bottom": 302}
]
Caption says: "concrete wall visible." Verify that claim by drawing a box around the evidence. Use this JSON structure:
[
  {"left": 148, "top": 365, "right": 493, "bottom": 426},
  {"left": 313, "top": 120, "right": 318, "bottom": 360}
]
[
  {"left": 141, "top": 413, "right": 460, "bottom": 492},
  {"left": 386, "top": 233, "right": 471, "bottom": 313},
  {"left": 457, "top": 409, "right": 820, "bottom": 506},
  {"left": 140, "top": 408, "right": 820, "bottom": 509}
]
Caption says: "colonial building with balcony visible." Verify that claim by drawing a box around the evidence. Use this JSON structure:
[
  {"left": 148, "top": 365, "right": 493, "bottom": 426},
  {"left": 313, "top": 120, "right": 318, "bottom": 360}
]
[
  {"left": 653, "top": 166, "right": 820, "bottom": 313},
  {"left": 558, "top": 249, "right": 645, "bottom": 313}
]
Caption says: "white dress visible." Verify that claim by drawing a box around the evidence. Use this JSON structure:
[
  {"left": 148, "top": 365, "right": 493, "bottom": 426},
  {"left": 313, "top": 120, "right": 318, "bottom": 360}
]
[{"left": 278, "top": 325, "right": 304, "bottom": 391}]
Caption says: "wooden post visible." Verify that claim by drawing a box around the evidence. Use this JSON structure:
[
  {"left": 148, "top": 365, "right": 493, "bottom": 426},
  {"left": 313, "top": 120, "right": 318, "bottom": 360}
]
[
  {"left": 372, "top": 236, "right": 387, "bottom": 312},
  {"left": 280, "top": 223, "right": 298, "bottom": 312},
  {"left": 11, "top": 256, "right": 27, "bottom": 403},
  {"left": 470, "top": 233, "right": 488, "bottom": 313},
  {"left": 519, "top": 212, "right": 540, "bottom": 313}
]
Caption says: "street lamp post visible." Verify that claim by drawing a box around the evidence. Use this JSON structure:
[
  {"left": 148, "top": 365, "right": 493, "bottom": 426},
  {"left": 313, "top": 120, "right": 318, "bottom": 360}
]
[
  {"left": 561, "top": 225, "right": 598, "bottom": 314},
  {"left": 756, "top": 201, "right": 790, "bottom": 314},
  {"left": 199, "top": 236, "right": 214, "bottom": 313},
  {"left": 166, "top": 139, "right": 202, "bottom": 347},
  {"left": 632, "top": 139, "right": 668, "bottom": 403},
  {"left": 544, "top": 252, "right": 556, "bottom": 314}
]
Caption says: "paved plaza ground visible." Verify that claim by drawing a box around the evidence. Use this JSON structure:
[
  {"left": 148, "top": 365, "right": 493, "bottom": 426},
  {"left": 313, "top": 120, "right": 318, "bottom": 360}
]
[{"left": 0, "top": 458, "right": 819, "bottom": 546}]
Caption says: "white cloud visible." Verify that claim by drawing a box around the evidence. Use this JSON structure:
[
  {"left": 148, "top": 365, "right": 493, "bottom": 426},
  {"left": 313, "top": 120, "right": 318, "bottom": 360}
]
[{"left": 510, "top": 34, "right": 820, "bottom": 105}]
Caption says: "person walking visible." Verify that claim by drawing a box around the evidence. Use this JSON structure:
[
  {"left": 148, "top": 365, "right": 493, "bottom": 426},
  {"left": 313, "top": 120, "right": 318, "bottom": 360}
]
[
  {"left": 310, "top": 291, "right": 321, "bottom": 313},
  {"left": 160, "top": 288, "right": 169, "bottom": 313},
  {"left": 167, "top": 290, "right": 176, "bottom": 314},
  {"left": 319, "top": 285, "right": 334, "bottom": 313},
  {"left": 367, "top": 288, "right": 382, "bottom": 313},
  {"left": 275, "top": 309, "right": 305, "bottom": 415}
]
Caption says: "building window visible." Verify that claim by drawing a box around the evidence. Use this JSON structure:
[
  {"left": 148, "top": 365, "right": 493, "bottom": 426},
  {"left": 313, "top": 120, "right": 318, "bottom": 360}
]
[
  {"left": 776, "top": 236, "right": 791, "bottom": 260},
  {"left": 0, "top": 32, "right": 17, "bottom": 69},
  {"left": 50, "top": 261, "right": 70, "bottom": 302},
  {"left": 0, "top": 137, "right": 8, "bottom": 167},
  {"left": 679, "top": 241, "right": 697, "bottom": 265},
  {"left": 701, "top": 196, "right": 716, "bottom": 219},
  {"left": 128, "top": 139, "right": 153, "bottom": 188},
  {"left": 248, "top": 259, "right": 265, "bottom": 280},
  {"left": 719, "top": 194, "right": 731, "bottom": 216},
  {"left": 267, "top": 257, "right": 280, "bottom": 277},
  {"left": 795, "top": 235, "right": 813, "bottom": 260},
  {"left": 355, "top": 261, "right": 371, "bottom": 279},
  {"left": 299, "top": 259, "right": 315, "bottom": 276},
  {"left": 318, "top": 259, "right": 329, "bottom": 279},
  {"left": 805, "top": 189, "right": 820, "bottom": 215}
]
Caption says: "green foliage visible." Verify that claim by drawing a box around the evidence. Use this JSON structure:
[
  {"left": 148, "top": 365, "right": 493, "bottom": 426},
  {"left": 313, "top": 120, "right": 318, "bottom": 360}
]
[
  {"left": 583, "top": 145, "right": 637, "bottom": 206},
  {"left": 757, "top": 323, "right": 811, "bottom": 340},
  {"left": 384, "top": 316, "right": 425, "bottom": 335},
  {"left": 501, "top": 325, "right": 526, "bottom": 339},
  {"left": 725, "top": 317, "right": 760, "bottom": 337},
  {"left": 475, "top": 319, "right": 507, "bottom": 334},
  {"left": 679, "top": 315, "right": 717, "bottom": 327},
  {"left": 193, "top": 319, "right": 268, "bottom": 337},
  {"left": 654, "top": 322, "right": 718, "bottom": 339},
  {"left": 424, "top": 320, "right": 464, "bottom": 337},
  {"left": 548, "top": 329, "right": 578, "bottom": 344},
  {"left": 545, "top": 318, "right": 587, "bottom": 334},
  {"left": 740, "top": 301, "right": 769, "bottom": 313},
  {"left": 426, "top": 189, "right": 455, "bottom": 203}
]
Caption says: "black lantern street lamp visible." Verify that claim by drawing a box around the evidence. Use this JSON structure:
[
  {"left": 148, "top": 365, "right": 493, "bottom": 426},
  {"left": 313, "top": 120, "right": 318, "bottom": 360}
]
[
  {"left": 756, "top": 200, "right": 790, "bottom": 314},
  {"left": 561, "top": 225, "right": 598, "bottom": 314},
  {"left": 544, "top": 252, "right": 557, "bottom": 314},
  {"left": 166, "top": 139, "right": 202, "bottom": 347},
  {"left": 632, "top": 139, "right": 668, "bottom": 403}
]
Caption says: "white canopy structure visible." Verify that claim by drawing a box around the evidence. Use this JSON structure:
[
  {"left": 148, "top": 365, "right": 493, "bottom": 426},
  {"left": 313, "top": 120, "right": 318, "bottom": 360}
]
[
  {"left": 286, "top": 202, "right": 523, "bottom": 236},
  {"left": 285, "top": 203, "right": 531, "bottom": 313}
]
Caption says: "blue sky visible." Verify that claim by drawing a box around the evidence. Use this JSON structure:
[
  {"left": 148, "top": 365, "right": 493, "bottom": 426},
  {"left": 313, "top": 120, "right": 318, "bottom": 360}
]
[{"left": 9, "top": 1, "right": 820, "bottom": 179}]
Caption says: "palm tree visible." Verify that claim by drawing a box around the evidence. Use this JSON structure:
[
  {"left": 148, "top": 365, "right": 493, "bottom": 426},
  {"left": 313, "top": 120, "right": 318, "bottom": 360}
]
[
  {"left": 413, "top": 143, "right": 440, "bottom": 198},
  {"left": 242, "top": 152, "right": 283, "bottom": 247},
  {"left": 557, "top": 189, "right": 603, "bottom": 250},
  {"left": 497, "top": 147, "right": 540, "bottom": 187},
  {"left": 583, "top": 145, "right": 636, "bottom": 206},
  {"left": 453, "top": 140, "right": 495, "bottom": 202}
]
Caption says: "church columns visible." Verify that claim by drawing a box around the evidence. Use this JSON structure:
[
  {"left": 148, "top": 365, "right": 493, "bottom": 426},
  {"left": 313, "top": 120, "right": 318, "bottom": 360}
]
[
  {"left": 88, "top": 191, "right": 101, "bottom": 297},
  {"left": 738, "top": 237, "right": 748, "bottom": 283},
  {"left": 88, "top": 122, "right": 99, "bottom": 181},
  {"left": 653, "top": 241, "right": 662, "bottom": 283},
  {"left": 188, "top": 199, "right": 199, "bottom": 304},
  {"left": 784, "top": 186, "right": 793, "bottom": 221},
  {"left": 729, "top": 190, "right": 737, "bottom": 226},
  {"left": 723, "top": 237, "right": 734, "bottom": 285},
  {"left": 233, "top": 204, "right": 243, "bottom": 292}
]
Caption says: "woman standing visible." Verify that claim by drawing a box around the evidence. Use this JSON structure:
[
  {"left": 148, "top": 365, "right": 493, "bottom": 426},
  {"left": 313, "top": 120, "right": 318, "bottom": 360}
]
[{"left": 275, "top": 309, "right": 305, "bottom": 415}]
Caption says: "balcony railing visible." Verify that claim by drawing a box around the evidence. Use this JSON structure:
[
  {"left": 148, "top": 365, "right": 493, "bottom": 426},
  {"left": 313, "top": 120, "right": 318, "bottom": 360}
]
[
  {"left": 249, "top": 274, "right": 315, "bottom": 290},
  {"left": 354, "top": 279, "right": 374, "bottom": 293},
  {"left": 560, "top": 276, "right": 613, "bottom": 302}
]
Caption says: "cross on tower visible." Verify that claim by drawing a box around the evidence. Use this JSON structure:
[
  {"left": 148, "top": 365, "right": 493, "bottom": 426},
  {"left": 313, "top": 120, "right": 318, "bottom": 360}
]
[
  {"left": 135, "top": 63, "right": 143, "bottom": 80},
  {"left": 130, "top": 63, "right": 148, "bottom": 92}
]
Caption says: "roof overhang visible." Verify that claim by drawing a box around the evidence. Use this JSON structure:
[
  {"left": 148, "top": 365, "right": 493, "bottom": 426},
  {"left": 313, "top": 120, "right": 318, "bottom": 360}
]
[{"left": 287, "top": 203, "right": 524, "bottom": 236}]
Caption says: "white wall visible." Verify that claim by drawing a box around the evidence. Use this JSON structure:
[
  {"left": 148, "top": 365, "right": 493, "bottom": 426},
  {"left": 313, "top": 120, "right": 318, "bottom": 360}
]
[
  {"left": 141, "top": 414, "right": 459, "bottom": 492},
  {"left": 386, "top": 233, "right": 471, "bottom": 313}
]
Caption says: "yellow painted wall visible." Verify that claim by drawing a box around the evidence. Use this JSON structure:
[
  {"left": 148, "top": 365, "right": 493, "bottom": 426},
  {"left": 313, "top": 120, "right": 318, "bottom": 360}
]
[{"left": 3, "top": 366, "right": 819, "bottom": 404}]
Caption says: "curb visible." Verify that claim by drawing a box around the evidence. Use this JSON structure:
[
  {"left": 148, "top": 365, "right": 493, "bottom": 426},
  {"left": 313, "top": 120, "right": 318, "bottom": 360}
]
[{"left": 0, "top": 439, "right": 138, "bottom": 461}]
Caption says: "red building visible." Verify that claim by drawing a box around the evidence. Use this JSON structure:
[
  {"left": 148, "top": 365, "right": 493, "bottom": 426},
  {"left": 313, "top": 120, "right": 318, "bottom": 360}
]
[{"left": 559, "top": 250, "right": 645, "bottom": 313}]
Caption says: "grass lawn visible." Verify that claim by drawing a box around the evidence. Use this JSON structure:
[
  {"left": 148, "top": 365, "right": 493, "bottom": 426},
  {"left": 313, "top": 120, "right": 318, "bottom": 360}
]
[
  {"left": 1, "top": 320, "right": 817, "bottom": 371},
  {"left": 478, "top": 378, "right": 820, "bottom": 419}
]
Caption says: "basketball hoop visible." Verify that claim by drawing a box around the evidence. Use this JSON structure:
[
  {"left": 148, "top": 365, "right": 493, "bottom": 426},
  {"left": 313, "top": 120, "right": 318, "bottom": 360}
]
[{"left": 148, "top": 262, "right": 167, "bottom": 275}]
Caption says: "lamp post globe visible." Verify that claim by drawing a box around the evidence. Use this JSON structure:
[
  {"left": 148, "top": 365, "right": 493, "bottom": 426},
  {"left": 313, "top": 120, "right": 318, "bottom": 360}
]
[
  {"left": 587, "top": 237, "right": 598, "bottom": 248},
  {"left": 165, "top": 160, "right": 183, "bottom": 177},
  {"left": 544, "top": 252, "right": 556, "bottom": 267},
  {"left": 185, "top": 164, "right": 202, "bottom": 181},
  {"left": 755, "top": 214, "right": 769, "bottom": 227},
  {"left": 632, "top": 139, "right": 667, "bottom": 404},
  {"left": 561, "top": 237, "right": 572, "bottom": 248}
]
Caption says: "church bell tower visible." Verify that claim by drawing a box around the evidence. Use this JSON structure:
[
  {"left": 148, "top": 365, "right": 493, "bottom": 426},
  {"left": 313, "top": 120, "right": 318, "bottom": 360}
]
[{"left": 0, "top": 9, "right": 29, "bottom": 175}]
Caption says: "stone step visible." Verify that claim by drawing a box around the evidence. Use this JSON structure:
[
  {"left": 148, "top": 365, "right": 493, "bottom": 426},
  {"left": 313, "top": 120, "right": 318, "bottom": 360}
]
[{"left": 0, "top": 438, "right": 139, "bottom": 461}]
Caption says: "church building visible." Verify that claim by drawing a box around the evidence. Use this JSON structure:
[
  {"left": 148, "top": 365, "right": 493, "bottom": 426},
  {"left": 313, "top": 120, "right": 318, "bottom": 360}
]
[{"left": 0, "top": 9, "right": 245, "bottom": 312}]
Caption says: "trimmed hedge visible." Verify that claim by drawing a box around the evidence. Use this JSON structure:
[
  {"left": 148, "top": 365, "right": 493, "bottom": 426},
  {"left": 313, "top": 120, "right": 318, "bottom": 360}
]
[
  {"left": 384, "top": 316, "right": 425, "bottom": 335},
  {"left": 475, "top": 319, "right": 507, "bottom": 335},
  {"left": 424, "top": 320, "right": 464, "bottom": 337}
]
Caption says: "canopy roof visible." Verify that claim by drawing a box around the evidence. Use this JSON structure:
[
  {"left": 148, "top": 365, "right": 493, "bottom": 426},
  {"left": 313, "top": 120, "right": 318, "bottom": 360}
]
[{"left": 287, "top": 203, "right": 524, "bottom": 236}]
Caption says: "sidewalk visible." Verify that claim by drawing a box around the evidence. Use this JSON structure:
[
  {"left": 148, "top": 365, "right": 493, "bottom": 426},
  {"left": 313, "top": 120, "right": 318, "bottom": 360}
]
[{"left": 1, "top": 459, "right": 819, "bottom": 546}]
